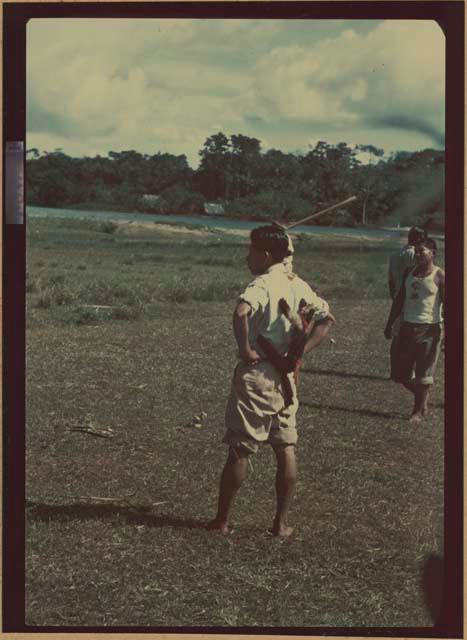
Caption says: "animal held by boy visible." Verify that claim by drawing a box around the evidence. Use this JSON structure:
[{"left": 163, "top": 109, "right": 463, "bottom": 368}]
[{"left": 257, "top": 297, "right": 318, "bottom": 407}]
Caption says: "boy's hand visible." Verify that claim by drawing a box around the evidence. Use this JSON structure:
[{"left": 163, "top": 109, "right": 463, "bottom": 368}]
[{"left": 239, "top": 346, "right": 261, "bottom": 364}]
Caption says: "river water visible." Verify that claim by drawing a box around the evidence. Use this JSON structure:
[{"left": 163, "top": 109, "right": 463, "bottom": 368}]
[{"left": 26, "top": 205, "right": 415, "bottom": 240}]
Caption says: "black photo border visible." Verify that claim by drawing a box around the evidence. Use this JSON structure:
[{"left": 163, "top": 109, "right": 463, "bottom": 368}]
[{"left": 3, "top": 1, "right": 464, "bottom": 637}]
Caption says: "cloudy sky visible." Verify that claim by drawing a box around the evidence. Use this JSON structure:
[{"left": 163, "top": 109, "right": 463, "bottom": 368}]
[{"left": 27, "top": 18, "right": 445, "bottom": 167}]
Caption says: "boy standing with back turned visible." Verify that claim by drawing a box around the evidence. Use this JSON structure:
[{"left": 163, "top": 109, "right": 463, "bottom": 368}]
[{"left": 209, "top": 225, "right": 334, "bottom": 537}]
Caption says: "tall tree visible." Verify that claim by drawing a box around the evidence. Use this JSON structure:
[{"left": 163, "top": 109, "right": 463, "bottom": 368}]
[
  {"left": 230, "top": 134, "right": 262, "bottom": 198},
  {"left": 355, "top": 144, "right": 385, "bottom": 224},
  {"left": 197, "top": 132, "right": 231, "bottom": 200}
]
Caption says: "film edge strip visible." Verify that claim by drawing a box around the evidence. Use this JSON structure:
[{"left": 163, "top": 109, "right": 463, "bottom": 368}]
[{"left": 5, "top": 140, "right": 25, "bottom": 225}]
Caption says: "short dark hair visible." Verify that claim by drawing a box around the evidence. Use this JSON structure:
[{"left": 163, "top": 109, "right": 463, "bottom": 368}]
[
  {"left": 408, "top": 225, "right": 427, "bottom": 244},
  {"left": 417, "top": 237, "right": 437, "bottom": 254},
  {"left": 250, "top": 225, "right": 290, "bottom": 262}
]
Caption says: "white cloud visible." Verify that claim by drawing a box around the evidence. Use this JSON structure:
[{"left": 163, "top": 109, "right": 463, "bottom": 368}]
[
  {"left": 249, "top": 20, "right": 444, "bottom": 130},
  {"left": 26, "top": 18, "right": 445, "bottom": 166}
]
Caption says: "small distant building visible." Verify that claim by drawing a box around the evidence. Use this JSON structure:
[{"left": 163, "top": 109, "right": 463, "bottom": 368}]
[
  {"left": 141, "top": 194, "right": 160, "bottom": 210},
  {"left": 204, "top": 202, "right": 225, "bottom": 216}
]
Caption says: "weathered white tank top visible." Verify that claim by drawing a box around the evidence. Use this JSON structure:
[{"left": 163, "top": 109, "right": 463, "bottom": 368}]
[{"left": 404, "top": 267, "right": 442, "bottom": 324}]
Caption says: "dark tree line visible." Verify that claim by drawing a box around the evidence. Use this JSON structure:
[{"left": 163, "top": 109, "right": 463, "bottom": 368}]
[{"left": 26, "top": 133, "right": 445, "bottom": 229}]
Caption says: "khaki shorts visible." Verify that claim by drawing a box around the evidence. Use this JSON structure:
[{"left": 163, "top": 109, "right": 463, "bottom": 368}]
[{"left": 223, "top": 360, "right": 298, "bottom": 454}]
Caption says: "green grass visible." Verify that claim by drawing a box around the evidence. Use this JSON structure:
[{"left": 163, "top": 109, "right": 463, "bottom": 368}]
[{"left": 25, "top": 217, "right": 445, "bottom": 627}]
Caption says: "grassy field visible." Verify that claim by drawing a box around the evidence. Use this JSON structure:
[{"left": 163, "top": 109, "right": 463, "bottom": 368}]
[{"left": 25, "top": 217, "right": 445, "bottom": 628}]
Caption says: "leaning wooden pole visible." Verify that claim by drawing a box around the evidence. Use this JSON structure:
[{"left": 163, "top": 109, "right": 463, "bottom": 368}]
[{"left": 281, "top": 195, "right": 357, "bottom": 230}]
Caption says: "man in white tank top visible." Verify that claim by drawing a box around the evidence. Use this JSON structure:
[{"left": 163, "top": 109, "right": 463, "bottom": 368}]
[
  {"left": 384, "top": 238, "right": 444, "bottom": 422},
  {"left": 387, "top": 225, "right": 427, "bottom": 380}
]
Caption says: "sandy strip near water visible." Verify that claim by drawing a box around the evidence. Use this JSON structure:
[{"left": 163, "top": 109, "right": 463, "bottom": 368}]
[
  {"left": 117, "top": 220, "right": 398, "bottom": 245},
  {"left": 116, "top": 220, "right": 225, "bottom": 237}
]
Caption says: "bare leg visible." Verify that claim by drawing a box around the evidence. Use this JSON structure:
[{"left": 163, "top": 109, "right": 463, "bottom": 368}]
[
  {"left": 402, "top": 380, "right": 415, "bottom": 393},
  {"left": 208, "top": 447, "right": 249, "bottom": 534},
  {"left": 410, "top": 384, "right": 432, "bottom": 421},
  {"left": 271, "top": 445, "right": 297, "bottom": 538},
  {"left": 424, "top": 387, "right": 433, "bottom": 415},
  {"left": 390, "top": 335, "right": 399, "bottom": 380},
  {"left": 401, "top": 380, "right": 417, "bottom": 415}
]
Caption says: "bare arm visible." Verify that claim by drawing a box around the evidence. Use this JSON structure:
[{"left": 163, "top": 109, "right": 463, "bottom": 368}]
[
  {"left": 436, "top": 268, "right": 445, "bottom": 312},
  {"left": 388, "top": 255, "right": 396, "bottom": 300},
  {"left": 233, "top": 301, "right": 260, "bottom": 363},
  {"left": 385, "top": 266, "right": 412, "bottom": 338},
  {"left": 388, "top": 272, "right": 396, "bottom": 301},
  {"left": 303, "top": 312, "right": 336, "bottom": 354},
  {"left": 384, "top": 286, "right": 405, "bottom": 338},
  {"left": 436, "top": 270, "right": 445, "bottom": 349}
]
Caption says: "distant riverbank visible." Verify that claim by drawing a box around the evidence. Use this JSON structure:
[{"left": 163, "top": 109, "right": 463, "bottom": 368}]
[{"left": 27, "top": 205, "right": 425, "bottom": 241}]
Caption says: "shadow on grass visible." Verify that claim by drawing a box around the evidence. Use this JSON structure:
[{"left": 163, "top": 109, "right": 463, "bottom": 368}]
[
  {"left": 300, "top": 401, "right": 403, "bottom": 420},
  {"left": 26, "top": 500, "right": 207, "bottom": 530},
  {"left": 301, "top": 367, "right": 389, "bottom": 382}
]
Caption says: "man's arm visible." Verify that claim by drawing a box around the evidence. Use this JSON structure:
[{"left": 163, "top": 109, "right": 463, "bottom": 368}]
[
  {"left": 384, "top": 265, "right": 412, "bottom": 338},
  {"left": 388, "top": 255, "right": 397, "bottom": 300},
  {"left": 388, "top": 272, "right": 396, "bottom": 300},
  {"left": 436, "top": 268, "right": 445, "bottom": 349},
  {"left": 233, "top": 301, "right": 260, "bottom": 363},
  {"left": 436, "top": 268, "right": 445, "bottom": 311},
  {"left": 384, "top": 285, "right": 405, "bottom": 338}
]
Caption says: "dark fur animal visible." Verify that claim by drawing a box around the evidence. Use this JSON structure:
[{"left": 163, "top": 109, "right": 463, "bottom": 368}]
[{"left": 257, "top": 298, "right": 316, "bottom": 407}]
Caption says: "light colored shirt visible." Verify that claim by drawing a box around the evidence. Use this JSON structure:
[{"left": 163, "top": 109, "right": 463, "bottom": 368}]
[
  {"left": 283, "top": 233, "right": 294, "bottom": 274},
  {"left": 388, "top": 245, "right": 415, "bottom": 298},
  {"left": 403, "top": 267, "right": 443, "bottom": 324},
  {"left": 238, "top": 262, "right": 329, "bottom": 356}
]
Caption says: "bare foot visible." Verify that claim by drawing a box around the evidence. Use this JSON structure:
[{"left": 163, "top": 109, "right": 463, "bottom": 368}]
[
  {"left": 270, "top": 521, "right": 294, "bottom": 538},
  {"left": 207, "top": 519, "right": 231, "bottom": 535},
  {"left": 409, "top": 412, "right": 423, "bottom": 423}
]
